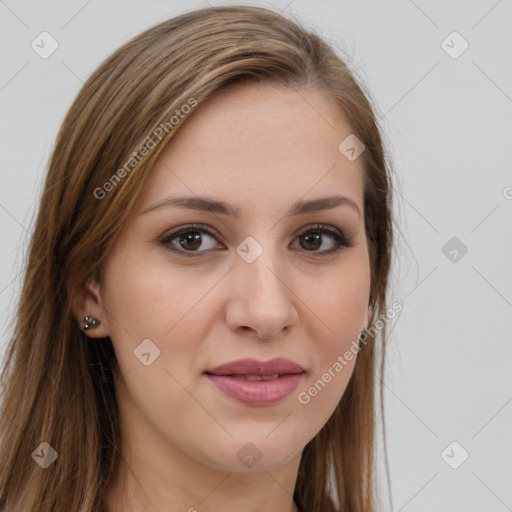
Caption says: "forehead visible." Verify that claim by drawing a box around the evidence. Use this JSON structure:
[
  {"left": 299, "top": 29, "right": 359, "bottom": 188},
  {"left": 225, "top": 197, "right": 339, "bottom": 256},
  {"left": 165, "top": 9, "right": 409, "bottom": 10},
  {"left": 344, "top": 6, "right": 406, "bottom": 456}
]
[{"left": 136, "top": 81, "right": 365, "bottom": 217}]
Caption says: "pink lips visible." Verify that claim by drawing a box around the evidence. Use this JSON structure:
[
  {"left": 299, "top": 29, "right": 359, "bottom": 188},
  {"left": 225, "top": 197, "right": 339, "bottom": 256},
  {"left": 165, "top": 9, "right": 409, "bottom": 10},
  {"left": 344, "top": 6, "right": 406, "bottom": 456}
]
[{"left": 205, "top": 357, "right": 304, "bottom": 406}]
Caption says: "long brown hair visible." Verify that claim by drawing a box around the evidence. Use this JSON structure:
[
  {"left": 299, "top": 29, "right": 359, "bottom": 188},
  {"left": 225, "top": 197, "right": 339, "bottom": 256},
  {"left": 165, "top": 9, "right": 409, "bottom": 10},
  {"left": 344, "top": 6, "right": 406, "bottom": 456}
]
[{"left": 0, "top": 6, "right": 395, "bottom": 511}]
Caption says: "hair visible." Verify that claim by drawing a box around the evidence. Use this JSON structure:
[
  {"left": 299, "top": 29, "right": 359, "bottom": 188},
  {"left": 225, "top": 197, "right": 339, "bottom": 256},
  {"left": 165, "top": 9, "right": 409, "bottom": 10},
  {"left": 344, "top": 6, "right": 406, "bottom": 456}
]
[{"left": 0, "top": 5, "right": 395, "bottom": 511}]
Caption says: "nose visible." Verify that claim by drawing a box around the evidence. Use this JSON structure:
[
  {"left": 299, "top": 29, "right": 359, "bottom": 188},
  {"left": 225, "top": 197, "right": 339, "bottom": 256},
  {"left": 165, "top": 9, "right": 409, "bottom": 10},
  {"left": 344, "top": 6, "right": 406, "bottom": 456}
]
[{"left": 225, "top": 247, "right": 298, "bottom": 340}]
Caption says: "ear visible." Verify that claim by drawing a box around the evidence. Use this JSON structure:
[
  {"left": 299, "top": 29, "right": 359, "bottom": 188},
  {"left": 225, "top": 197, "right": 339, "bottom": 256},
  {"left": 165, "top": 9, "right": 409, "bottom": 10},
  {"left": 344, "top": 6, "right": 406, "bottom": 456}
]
[{"left": 71, "top": 276, "right": 111, "bottom": 338}]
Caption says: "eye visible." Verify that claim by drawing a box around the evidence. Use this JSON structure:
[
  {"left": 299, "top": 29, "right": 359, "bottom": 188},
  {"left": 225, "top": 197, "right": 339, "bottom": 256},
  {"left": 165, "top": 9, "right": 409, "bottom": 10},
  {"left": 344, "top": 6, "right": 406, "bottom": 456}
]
[
  {"left": 292, "top": 224, "right": 354, "bottom": 255},
  {"left": 158, "top": 224, "right": 223, "bottom": 256},
  {"left": 158, "top": 223, "right": 354, "bottom": 257}
]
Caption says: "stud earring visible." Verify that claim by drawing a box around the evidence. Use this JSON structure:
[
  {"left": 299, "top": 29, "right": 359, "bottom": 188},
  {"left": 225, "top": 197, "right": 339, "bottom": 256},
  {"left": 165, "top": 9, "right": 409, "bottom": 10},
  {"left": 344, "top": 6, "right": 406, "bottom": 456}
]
[{"left": 82, "top": 316, "right": 100, "bottom": 331}]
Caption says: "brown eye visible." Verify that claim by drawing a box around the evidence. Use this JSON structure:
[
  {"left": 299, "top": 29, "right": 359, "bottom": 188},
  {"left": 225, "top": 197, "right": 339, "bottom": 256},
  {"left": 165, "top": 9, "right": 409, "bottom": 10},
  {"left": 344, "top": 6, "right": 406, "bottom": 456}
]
[
  {"left": 177, "top": 231, "right": 202, "bottom": 251},
  {"left": 292, "top": 225, "right": 353, "bottom": 255},
  {"left": 159, "top": 224, "right": 222, "bottom": 256},
  {"left": 299, "top": 232, "right": 323, "bottom": 251}
]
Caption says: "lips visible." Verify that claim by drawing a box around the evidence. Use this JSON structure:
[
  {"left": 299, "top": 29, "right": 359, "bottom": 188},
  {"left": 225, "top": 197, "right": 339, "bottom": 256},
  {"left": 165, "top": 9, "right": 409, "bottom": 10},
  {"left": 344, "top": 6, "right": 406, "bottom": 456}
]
[
  {"left": 205, "top": 357, "right": 304, "bottom": 377},
  {"left": 204, "top": 358, "right": 305, "bottom": 406}
]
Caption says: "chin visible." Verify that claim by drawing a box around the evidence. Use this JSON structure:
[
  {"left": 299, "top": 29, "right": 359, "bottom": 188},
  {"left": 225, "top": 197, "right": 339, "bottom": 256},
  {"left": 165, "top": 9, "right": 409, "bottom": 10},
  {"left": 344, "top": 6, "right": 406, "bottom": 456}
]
[{"left": 196, "top": 436, "right": 302, "bottom": 473}]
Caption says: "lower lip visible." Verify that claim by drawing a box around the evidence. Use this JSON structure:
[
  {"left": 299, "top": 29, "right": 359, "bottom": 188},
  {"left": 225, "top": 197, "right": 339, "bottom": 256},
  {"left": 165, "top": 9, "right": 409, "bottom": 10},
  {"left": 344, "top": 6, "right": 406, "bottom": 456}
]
[{"left": 206, "top": 373, "right": 304, "bottom": 406}]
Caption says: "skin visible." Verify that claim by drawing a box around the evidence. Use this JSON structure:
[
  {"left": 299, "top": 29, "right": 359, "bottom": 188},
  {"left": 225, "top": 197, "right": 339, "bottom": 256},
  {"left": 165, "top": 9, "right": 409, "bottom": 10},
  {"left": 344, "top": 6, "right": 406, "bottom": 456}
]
[{"left": 73, "top": 81, "right": 372, "bottom": 512}]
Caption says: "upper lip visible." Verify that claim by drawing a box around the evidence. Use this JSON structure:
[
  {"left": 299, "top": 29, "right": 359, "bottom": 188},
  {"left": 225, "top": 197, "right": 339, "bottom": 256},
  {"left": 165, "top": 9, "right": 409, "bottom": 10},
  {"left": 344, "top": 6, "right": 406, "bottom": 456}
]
[{"left": 205, "top": 357, "right": 304, "bottom": 376}]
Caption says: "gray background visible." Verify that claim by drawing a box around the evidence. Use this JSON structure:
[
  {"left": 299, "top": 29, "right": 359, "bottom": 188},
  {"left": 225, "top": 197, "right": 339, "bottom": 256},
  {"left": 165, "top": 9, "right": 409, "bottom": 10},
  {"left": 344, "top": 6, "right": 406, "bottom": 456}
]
[{"left": 1, "top": 1, "right": 511, "bottom": 510}]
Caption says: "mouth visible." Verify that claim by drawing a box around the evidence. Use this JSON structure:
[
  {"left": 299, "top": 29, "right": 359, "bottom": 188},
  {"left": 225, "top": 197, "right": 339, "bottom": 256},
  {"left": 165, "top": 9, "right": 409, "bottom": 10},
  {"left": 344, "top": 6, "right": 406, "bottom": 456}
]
[{"left": 204, "top": 358, "right": 305, "bottom": 406}]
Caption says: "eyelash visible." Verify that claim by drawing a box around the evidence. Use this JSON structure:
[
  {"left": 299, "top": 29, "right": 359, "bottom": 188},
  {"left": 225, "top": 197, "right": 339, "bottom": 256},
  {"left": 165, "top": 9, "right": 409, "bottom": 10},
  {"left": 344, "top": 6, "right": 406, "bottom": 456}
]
[{"left": 158, "top": 223, "right": 354, "bottom": 258}]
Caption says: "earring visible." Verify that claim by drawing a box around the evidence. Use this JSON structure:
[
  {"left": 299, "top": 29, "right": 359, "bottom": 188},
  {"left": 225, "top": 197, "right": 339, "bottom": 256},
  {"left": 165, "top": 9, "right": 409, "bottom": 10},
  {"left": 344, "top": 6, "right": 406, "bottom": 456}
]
[{"left": 82, "top": 316, "right": 100, "bottom": 331}]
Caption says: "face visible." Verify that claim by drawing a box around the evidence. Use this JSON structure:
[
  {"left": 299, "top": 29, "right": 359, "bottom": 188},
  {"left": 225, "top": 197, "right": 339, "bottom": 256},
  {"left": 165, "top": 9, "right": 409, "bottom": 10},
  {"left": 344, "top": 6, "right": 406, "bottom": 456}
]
[{"left": 81, "top": 81, "right": 371, "bottom": 474}]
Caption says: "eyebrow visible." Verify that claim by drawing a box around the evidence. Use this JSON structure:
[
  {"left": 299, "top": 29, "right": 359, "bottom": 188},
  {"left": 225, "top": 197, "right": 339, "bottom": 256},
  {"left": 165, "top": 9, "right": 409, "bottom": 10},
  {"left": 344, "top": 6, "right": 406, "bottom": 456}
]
[{"left": 141, "top": 194, "right": 361, "bottom": 219}]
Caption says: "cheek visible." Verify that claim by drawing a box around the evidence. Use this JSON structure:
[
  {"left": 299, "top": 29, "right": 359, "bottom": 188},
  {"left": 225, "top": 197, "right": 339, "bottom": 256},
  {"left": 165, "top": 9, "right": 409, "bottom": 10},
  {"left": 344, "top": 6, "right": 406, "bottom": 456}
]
[
  {"left": 101, "top": 254, "right": 214, "bottom": 439},
  {"left": 103, "top": 250, "right": 201, "bottom": 337},
  {"left": 294, "top": 261, "right": 369, "bottom": 415},
  {"left": 101, "top": 250, "right": 220, "bottom": 386},
  {"left": 304, "top": 259, "right": 370, "bottom": 347}
]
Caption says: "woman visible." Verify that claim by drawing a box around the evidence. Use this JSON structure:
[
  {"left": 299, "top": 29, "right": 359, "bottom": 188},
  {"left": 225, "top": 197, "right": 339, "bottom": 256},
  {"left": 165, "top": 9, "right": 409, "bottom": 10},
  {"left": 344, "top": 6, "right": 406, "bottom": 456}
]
[{"left": 0, "top": 5, "right": 396, "bottom": 511}]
